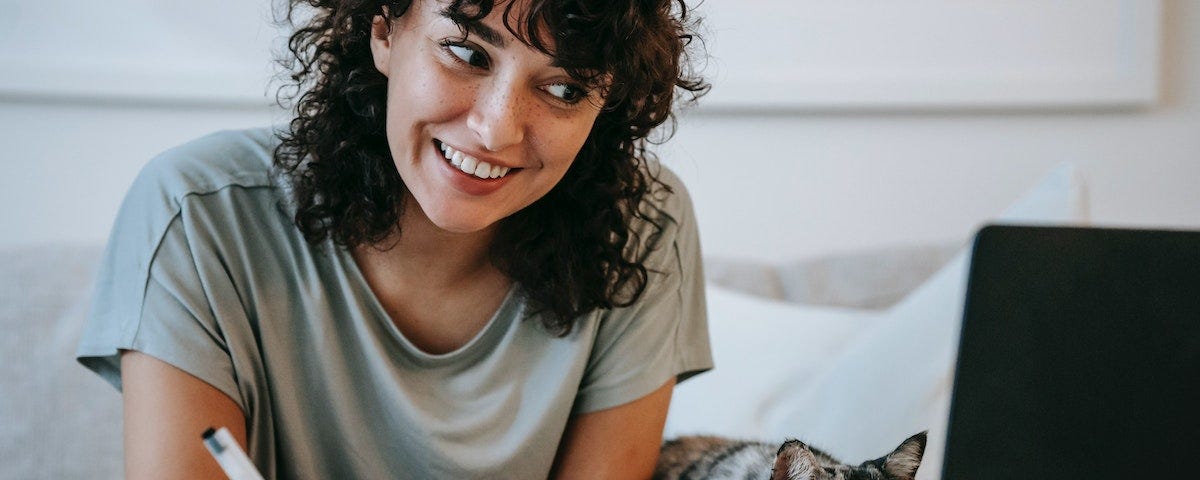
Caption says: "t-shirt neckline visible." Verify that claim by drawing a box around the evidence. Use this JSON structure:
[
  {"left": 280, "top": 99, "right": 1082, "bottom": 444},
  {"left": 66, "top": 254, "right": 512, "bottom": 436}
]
[{"left": 330, "top": 241, "right": 521, "bottom": 367}]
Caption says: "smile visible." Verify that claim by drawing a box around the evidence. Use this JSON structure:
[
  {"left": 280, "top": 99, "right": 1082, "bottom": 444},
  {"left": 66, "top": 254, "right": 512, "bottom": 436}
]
[{"left": 436, "top": 140, "right": 514, "bottom": 180}]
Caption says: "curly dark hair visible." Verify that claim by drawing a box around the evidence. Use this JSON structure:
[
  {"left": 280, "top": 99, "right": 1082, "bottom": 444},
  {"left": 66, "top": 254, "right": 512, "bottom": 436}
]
[{"left": 274, "top": 0, "right": 707, "bottom": 334}]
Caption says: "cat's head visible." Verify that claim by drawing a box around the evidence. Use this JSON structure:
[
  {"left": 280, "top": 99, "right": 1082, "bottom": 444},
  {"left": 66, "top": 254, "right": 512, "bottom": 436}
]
[{"left": 770, "top": 431, "right": 927, "bottom": 480}]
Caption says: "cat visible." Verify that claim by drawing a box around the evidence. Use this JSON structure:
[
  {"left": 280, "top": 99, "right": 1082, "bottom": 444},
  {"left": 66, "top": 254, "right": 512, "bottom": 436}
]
[{"left": 654, "top": 431, "right": 927, "bottom": 480}]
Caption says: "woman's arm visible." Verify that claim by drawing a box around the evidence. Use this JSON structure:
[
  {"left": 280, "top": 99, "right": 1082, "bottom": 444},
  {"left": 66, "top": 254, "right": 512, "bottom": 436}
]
[
  {"left": 550, "top": 378, "right": 675, "bottom": 480},
  {"left": 121, "top": 350, "right": 248, "bottom": 480}
]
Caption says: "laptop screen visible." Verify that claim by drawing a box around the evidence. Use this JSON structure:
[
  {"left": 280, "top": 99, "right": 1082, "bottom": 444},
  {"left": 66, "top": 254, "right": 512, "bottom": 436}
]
[{"left": 941, "top": 225, "right": 1200, "bottom": 479}]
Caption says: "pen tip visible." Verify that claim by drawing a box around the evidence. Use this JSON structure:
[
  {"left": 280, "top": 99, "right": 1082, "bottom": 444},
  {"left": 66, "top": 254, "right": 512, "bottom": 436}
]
[{"left": 202, "top": 427, "right": 216, "bottom": 439}]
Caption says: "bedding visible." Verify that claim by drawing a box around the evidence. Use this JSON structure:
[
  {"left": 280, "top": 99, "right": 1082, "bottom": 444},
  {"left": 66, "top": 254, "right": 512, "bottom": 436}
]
[{"left": 666, "top": 163, "right": 1089, "bottom": 480}]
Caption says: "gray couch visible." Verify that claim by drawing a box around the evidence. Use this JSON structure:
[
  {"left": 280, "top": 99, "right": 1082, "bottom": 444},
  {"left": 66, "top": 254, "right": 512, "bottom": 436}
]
[{"left": 2, "top": 245, "right": 121, "bottom": 479}]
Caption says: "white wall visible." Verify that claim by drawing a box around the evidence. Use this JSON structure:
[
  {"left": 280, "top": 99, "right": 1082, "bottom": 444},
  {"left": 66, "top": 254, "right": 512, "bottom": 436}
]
[
  {"left": 1, "top": 1, "right": 1197, "bottom": 262},
  {"left": 666, "top": 0, "right": 1200, "bottom": 261}
]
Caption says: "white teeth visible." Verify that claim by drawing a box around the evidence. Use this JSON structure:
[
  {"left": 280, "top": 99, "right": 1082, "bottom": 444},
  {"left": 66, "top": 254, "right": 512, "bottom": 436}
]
[
  {"left": 438, "top": 141, "right": 514, "bottom": 179},
  {"left": 473, "top": 162, "right": 491, "bottom": 178},
  {"left": 459, "top": 155, "right": 478, "bottom": 174}
]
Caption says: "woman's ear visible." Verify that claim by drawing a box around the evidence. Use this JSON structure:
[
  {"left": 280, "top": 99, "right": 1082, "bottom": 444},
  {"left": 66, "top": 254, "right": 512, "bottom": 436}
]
[{"left": 369, "top": 15, "right": 393, "bottom": 77}]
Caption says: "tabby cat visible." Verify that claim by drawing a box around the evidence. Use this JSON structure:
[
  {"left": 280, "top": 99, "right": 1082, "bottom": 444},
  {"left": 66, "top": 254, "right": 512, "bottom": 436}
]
[{"left": 654, "top": 431, "right": 927, "bottom": 480}]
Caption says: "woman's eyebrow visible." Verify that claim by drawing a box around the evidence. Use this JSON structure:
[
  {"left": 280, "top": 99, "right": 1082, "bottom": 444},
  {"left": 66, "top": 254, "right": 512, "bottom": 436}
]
[{"left": 439, "top": 10, "right": 507, "bottom": 48}]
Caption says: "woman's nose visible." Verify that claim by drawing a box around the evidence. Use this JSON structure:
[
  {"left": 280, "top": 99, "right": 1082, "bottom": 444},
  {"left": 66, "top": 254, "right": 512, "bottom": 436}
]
[{"left": 466, "top": 80, "right": 526, "bottom": 153}]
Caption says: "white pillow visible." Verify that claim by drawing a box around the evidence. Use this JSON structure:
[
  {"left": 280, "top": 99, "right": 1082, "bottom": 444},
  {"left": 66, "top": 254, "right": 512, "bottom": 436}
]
[
  {"left": 758, "top": 163, "right": 1089, "bottom": 477},
  {"left": 667, "top": 163, "right": 1089, "bottom": 476},
  {"left": 664, "top": 285, "right": 877, "bottom": 440}
]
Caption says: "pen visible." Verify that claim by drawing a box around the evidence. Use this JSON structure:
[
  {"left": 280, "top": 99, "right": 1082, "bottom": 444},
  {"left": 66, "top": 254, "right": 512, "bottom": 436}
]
[{"left": 202, "top": 426, "right": 265, "bottom": 480}]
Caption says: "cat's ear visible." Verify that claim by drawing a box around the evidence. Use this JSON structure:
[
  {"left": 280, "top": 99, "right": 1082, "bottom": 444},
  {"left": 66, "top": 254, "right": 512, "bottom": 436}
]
[
  {"left": 771, "top": 439, "right": 821, "bottom": 480},
  {"left": 881, "top": 431, "right": 927, "bottom": 480}
]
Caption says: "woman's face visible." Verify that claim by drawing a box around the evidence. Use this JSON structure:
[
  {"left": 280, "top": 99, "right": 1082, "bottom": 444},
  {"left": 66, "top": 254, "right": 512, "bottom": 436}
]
[{"left": 369, "top": 0, "right": 604, "bottom": 235}]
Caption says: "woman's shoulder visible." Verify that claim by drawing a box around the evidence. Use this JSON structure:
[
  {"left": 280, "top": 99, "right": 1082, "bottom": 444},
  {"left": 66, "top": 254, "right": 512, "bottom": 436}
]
[
  {"left": 133, "top": 126, "right": 283, "bottom": 202},
  {"left": 110, "top": 126, "right": 295, "bottom": 258},
  {"left": 647, "top": 163, "right": 695, "bottom": 219},
  {"left": 633, "top": 162, "right": 698, "bottom": 237},
  {"left": 621, "top": 162, "right": 701, "bottom": 267}
]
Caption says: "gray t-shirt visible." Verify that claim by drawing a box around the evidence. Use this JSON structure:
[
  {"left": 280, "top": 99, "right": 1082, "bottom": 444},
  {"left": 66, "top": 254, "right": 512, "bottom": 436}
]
[{"left": 76, "top": 127, "right": 712, "bottom": 479}]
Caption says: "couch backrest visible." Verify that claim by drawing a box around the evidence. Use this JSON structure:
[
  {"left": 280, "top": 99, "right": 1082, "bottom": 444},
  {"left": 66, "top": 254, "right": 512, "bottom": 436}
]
[{"left": 1, "top": 244, "right": 123, "bottom": 479}]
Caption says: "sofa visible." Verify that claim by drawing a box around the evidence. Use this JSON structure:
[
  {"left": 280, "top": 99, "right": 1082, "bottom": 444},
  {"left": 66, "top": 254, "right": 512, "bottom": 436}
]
[{"left": 0, "top": 165, "right": 1085, "bottom": 479}]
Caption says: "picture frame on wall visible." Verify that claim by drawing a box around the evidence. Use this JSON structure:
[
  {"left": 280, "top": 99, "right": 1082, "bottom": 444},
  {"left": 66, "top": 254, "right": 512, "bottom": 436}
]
[
  {"left": 698, "top": 0, "right": 1161, "bottom": 111},
  {"left": 0, "top": 1, "right": 281, "bottom": 106},
  {"left": 0, "top": 0, "right": 1162, "bottom": 111}
]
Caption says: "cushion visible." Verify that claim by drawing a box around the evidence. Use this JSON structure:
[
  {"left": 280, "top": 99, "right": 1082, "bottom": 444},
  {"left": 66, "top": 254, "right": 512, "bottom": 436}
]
[
  {"left": 663, "top": 286, "right": 877, "bottom": 439},
  {"left": 706, "top": 243, "right": 961, "bottom": 310},
  {"left": 667, "top": 163, "right": 1089, "bottom": 478},
  {"left": 0, "top": 244, "right": 122, "bottom": 479}
]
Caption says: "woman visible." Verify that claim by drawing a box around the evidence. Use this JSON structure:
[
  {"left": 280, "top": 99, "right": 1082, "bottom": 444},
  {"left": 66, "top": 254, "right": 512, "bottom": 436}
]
[{"left": 77, "top": 0, "right": 711, "bottom": 477}]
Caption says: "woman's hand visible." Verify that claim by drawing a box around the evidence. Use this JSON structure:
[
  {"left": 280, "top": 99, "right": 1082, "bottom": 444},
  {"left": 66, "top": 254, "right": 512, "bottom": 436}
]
[
  {"left": 121, "top": 350, "right": 248, "bottom": 480},
  {"left": 550, "top": 379, "right": 675, "bottom": 480}
]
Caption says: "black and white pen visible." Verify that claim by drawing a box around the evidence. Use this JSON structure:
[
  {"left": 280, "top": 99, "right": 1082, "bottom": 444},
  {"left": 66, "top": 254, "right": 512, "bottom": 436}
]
[{"left": 202, "top": 426, "right": 265, "bottom": 480}]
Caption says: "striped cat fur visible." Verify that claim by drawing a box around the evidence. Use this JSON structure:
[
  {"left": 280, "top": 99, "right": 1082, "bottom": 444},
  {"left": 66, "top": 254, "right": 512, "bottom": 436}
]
[{"left": 654, "top": 431, "right": 926, "bottom": 480}]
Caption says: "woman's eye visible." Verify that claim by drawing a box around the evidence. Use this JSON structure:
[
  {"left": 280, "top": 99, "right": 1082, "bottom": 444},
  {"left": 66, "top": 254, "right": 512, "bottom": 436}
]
[
  {"left": 544, "top": 83, "right": 587, "bottom": 104},
  {"left": 446, "top": 43, "right": 489, "bottom": 68}
]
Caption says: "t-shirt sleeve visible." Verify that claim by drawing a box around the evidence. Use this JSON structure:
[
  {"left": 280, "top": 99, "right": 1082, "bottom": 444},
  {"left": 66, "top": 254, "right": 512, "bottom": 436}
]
[
  {"left": 571, "top": 169, "right": 713, "bottom": 414},
  {"left": 75, "top": 153, "right": 245, "bottom": 411}
]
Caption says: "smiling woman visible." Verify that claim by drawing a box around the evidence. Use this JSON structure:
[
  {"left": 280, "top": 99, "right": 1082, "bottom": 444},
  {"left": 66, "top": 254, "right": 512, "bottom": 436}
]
[
  {"left": 367, "top": 0, "right": 604, "bottom": 236},
  {"left": 75, "top": 0, "right": 711, "bottom": 478},
  {"left": 277, "top": 0, "right": 708, "bottom": 331}
]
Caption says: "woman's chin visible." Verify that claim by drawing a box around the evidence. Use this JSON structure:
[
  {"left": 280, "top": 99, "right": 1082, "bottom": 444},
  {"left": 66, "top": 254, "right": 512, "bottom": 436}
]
[
  {"left": 423, "top": 211, "right": 501, "bottom": 236},
  {"left": 400, "top": 192, "right": 502, "bottom": 237}
]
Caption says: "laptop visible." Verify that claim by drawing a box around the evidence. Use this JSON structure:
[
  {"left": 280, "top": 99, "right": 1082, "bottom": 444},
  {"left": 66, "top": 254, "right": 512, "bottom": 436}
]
[{"left": 940, "top": 224, "right": 1200, "bottom": 479}]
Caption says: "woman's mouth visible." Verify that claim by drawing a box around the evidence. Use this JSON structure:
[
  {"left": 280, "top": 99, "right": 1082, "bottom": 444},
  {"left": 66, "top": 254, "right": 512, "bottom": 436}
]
[{"left": 436, "top": 140, "right": 515, "bottom": 180}]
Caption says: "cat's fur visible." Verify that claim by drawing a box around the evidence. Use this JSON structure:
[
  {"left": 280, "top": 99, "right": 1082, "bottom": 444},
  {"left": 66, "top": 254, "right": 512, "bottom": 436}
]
[{"left": 654, "top": 431, "right": 927, "bottom": 480}]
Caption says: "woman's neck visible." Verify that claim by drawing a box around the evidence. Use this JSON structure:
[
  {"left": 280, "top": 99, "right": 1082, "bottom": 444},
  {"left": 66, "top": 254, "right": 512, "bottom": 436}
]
[
  {"left": 354, "top": 200, "right": 501, "bottom": 292},
  {"left": 349, "top": 199, "right": 513, "bottom": 354}
]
